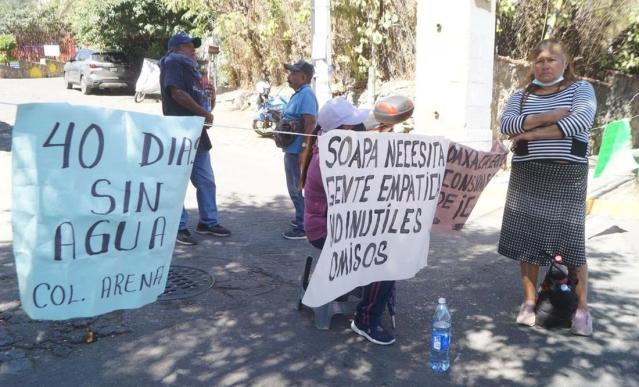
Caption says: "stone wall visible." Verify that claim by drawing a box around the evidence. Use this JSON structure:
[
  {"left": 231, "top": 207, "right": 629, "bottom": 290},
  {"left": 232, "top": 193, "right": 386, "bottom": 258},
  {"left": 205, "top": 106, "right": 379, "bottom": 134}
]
[
  {"left": 0, "top": 59, "right": 65, "bottom": 79},
  {"left": 491, "top": 56, "right": 639, "bottom": 150}
]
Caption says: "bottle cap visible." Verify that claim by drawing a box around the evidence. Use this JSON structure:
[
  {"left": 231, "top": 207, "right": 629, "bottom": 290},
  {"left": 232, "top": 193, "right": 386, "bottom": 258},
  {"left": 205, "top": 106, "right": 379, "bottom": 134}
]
[{"left": 438, "top": 297, "right": 446, "bottom": 304}]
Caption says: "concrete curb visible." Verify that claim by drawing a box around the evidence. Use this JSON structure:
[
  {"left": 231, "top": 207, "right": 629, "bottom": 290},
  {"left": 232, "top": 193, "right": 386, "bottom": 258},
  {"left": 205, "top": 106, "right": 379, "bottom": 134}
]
[{"left": 586, "top": 169, "right": 638, "bottom": 216}]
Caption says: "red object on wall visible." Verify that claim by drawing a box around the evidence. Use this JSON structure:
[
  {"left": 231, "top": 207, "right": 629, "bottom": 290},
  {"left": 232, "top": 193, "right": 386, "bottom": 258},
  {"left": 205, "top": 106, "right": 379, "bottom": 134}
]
[{"left": 12, "top": 32, "right": 76, "bottom": 62}]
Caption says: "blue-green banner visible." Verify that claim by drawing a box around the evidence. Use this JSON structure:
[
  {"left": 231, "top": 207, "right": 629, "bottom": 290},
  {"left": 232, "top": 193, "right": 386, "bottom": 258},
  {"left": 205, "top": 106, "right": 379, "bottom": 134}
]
[{"left": 11, "top": 103, "right": 203, "bottom": 320}]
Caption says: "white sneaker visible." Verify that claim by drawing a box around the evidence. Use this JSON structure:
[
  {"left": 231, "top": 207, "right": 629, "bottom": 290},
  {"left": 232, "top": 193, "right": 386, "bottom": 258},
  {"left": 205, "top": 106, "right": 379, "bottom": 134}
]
[{"left": 516, "top": 302, "right": 536, "bottom": 326}]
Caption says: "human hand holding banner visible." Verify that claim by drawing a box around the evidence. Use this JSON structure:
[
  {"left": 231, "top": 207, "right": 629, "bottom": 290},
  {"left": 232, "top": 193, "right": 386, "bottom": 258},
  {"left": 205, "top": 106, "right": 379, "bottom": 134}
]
[
  {"left": 11, "top": 103, "right": 203, "bottom": 320},
  {"left": 302, "top": 131, "right": 449, "bottom": 308}
]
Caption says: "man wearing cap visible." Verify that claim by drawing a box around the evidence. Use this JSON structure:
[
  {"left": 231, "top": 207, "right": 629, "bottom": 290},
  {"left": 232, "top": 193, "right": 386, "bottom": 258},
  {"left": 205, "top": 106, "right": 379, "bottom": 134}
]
[
  {"left": 160, "top": 32, "right": 231, "bottom": 245},
  {"left": 280, "top": 59, "right": 318, "bottom": 240}
]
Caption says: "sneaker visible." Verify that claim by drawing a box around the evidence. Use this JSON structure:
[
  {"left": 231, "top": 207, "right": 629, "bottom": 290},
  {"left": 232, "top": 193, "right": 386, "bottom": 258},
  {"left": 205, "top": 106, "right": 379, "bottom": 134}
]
[
  {"left": 290, "top": 219, "right": 301, "bottom": 227},
  {"left": 196, "top": 223, "right": 231, "bottom": 237},
  {"left": 571, "top": 308, "right": 593, "bottom": 336},
  {"left": 516, "top": 301, "right": 536, "bottom": 326},
  {"left": 350, "top": 320, "right": 395, "bottom": 345},
  {"left": 176, "top": 229, "right": 197, "bottom": 245},
  {"left": 282, "top": 227, "right": 306, "bottom": 240}
]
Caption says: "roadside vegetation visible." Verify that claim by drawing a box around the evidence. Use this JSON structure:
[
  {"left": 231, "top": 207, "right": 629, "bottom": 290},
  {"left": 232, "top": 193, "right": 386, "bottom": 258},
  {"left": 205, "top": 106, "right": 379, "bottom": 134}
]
[{"left": 0, "top": 0, "right": 637, "bottom": 86}]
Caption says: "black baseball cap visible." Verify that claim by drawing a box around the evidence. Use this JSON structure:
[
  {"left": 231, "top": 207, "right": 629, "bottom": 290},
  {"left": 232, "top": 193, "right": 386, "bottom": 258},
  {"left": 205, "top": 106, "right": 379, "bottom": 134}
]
[{"left": 284, "top": 60, "right": 314, "bottom": 79}]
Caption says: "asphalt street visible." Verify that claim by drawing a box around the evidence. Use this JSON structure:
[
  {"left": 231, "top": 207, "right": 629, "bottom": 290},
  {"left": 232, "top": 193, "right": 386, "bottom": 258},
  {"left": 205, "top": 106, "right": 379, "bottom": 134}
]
[{"left": 0, "top": 78, "right": 638, "bottom": 387}]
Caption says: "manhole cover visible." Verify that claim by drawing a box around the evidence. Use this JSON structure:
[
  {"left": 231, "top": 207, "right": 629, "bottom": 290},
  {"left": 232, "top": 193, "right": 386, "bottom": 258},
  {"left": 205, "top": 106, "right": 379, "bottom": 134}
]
[{"left": 158, "top": 265, "right": 214, "bottom": 301}]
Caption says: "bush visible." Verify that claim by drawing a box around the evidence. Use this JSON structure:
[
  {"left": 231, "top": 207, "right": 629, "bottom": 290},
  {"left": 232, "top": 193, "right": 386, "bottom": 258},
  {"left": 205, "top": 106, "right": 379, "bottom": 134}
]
[
  {"left": 0, "top": 34, "right": 16, "bottom": 52},
  {"left": 0, "top": 34, "right": 16, "bottom": 63}
]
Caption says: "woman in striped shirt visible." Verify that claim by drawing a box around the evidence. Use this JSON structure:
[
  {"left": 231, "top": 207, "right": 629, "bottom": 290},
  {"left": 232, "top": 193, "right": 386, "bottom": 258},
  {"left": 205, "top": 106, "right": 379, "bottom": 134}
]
[{"left": 499, "top": 39, "right": 597, "bottom": 336}]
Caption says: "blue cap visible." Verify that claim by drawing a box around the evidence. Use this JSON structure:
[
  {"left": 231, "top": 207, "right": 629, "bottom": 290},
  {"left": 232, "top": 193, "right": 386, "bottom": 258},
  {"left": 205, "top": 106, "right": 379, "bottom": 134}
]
[{"left": 168, "top": 33, "right": 202, "bottom": 50}]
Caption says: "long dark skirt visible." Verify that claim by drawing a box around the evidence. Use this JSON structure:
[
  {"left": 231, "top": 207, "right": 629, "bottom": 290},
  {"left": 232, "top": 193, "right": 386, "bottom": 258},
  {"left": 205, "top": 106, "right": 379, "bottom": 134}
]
[{"left": 498, "top": 161, "right": 588, "bottom": 267}]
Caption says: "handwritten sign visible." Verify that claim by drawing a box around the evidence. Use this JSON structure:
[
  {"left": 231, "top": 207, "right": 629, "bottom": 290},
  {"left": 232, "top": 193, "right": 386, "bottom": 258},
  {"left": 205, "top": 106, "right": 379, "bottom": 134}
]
[
  {"left": 11, "top": 103, "right": 203, "bottom": 320},
  {"left": 302, "top": 131, "right": 449, "bottom": 307},
  {"left": 433, "top": 141, "right": 508, "bottom": 232}
]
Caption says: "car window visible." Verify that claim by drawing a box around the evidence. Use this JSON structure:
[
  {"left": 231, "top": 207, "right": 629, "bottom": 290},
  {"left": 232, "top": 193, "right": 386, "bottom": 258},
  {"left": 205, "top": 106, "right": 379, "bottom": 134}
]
[
  {"left": 77, "top": 50, "right": 91, "bottom": 61},
  {"left": 92, "top": 52, "right": 128, "bottom": 64}
]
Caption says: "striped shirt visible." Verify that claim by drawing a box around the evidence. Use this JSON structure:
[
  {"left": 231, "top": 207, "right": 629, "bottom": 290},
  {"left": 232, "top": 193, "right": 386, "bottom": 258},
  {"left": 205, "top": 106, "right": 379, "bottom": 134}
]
[{"left": 500, "top": 80, "right": 597, "bottom": 163}]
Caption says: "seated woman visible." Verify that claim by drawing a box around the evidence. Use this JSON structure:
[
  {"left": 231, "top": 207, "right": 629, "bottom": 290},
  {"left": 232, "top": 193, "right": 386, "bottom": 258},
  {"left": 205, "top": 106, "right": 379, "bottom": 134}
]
[{"left": 300, "top": 97, "right": 396, "bottom": 345}]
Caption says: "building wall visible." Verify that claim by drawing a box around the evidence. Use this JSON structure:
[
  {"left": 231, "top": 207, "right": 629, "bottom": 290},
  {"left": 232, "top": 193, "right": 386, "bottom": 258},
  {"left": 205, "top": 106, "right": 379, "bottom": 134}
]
[{"left": 0, "top": 59, "right": 65, "bottom": 79}]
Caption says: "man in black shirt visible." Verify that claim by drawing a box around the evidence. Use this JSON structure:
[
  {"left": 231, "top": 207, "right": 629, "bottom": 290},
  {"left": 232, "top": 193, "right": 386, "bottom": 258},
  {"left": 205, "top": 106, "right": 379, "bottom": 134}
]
[{"left": 160, "top": 32, "right": 231, "bottom": 245}]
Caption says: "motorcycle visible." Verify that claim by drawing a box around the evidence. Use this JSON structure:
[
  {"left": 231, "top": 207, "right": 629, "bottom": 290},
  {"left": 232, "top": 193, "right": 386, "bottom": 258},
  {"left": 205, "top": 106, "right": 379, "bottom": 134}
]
[
  {"left": 253, "top": 80, "right": 288, "bottom": 137},
  {"left": 134, "top": 58, "right": 161, "bottom": 103}
]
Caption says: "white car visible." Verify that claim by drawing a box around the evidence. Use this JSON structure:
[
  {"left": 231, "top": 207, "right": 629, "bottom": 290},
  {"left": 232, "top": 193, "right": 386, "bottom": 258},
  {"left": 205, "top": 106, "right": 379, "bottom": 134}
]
[{"left": 63, "top": 49, "right": 135, "bottom": 95}]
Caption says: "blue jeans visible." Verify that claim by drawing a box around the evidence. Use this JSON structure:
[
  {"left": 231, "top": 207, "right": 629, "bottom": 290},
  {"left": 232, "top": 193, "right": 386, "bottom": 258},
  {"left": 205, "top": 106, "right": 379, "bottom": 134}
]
[
  {"left": 179, "top": 148, "right": 218, "bottom": 230},
  {"left": 284, "top": 152, "right": 304, "bottom": 230}
]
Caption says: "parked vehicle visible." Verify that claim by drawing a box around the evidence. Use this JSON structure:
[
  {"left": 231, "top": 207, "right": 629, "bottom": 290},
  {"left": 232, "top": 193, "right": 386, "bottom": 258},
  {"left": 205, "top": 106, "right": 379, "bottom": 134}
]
[
  {"left": 134, "top": 58, "right": 161, "bottom": 103},
  {"left": 253, "top": 80, "right": 288, "bottom": 137},
  {"left": 63, "top": 49, "right": 135, "bottom": 95}
]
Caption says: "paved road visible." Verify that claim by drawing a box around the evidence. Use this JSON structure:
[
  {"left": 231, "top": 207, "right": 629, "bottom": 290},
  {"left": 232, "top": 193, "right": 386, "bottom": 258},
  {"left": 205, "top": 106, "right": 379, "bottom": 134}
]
[{"left": 1, "top": 78, "right": 638, "bottom": 387}]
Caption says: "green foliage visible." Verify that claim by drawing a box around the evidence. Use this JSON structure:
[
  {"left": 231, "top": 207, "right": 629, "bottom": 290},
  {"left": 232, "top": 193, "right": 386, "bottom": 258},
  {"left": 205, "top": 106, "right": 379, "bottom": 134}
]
[
  {"left": 0, "top": 34, "right": 16, "bottom": 63},
  {"left": 161, "top": 0, "right": 413, "bottom": 88},
  {"left": 496, "top": 0, "right": 639, "bottom": 77},
  {"left": 0, "top": 0, "right": 70, "bottom": 36},
  {"left": 0, "top": 34, "right": 17, "bottom": 52},
  {"left": 604, "top": 20, "right": 639, "bottom": 73},
  {"left": 163, "top": 0, "right": 311, "bottom": 87},
  {"left": 70, "top": 0, "right": 197, "bottom": 61},
  {"left": 331, "top": 0, "right": 413, "bottom": 86}
]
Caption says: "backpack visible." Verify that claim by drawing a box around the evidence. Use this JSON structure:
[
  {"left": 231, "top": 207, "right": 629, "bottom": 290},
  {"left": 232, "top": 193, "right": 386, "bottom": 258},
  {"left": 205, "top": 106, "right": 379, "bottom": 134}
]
[{"left": 534, "top": 255, "right": 578, "bottom": 328}]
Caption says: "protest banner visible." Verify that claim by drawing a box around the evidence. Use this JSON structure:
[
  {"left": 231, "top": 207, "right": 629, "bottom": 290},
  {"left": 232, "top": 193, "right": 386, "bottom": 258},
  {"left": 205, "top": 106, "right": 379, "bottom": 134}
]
[
  {"left": 302, "top": 131, "right": 449, "bottom": 307},
  {"left": 11, "top": 103, "right": 203, "bottom": 320},
  {"left": 432, "top": 141, "right": 508, "bottom": 232}
]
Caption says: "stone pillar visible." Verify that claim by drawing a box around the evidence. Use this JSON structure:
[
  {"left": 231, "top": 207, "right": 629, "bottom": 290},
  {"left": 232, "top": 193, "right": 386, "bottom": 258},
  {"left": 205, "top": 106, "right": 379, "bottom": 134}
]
[{"left": 414, "top": 0, "right": 496, "bottom": 151}]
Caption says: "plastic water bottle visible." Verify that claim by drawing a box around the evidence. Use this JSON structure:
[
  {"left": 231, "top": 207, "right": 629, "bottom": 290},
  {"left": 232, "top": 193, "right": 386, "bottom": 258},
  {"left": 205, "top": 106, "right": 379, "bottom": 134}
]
[{"left": 429, "top": 297, "right": 452, "bottom": 373}]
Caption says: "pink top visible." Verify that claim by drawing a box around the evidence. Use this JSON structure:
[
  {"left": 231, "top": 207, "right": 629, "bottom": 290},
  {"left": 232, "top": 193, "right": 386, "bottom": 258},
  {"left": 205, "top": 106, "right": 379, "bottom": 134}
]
[{"left": 303, "top": 143, "right": 328, "bottom": 242}]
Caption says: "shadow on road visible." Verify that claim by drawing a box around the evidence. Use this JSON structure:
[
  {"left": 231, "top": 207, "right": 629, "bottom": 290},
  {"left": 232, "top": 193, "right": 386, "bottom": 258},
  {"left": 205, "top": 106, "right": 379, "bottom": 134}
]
[{"left": 0, "top": 200, "right": 637, "bottom": 386}]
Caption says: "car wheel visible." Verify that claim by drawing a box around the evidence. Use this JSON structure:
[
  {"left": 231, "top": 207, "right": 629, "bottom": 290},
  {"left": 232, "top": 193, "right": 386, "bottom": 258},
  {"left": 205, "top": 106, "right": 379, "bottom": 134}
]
[
  {"left": 64, "top": 72, "right": 72, "bottom": 89},
  {"left": 80, "top": 76, "right": 91, "bottom": 95},
  {"left": 253, "top": 120, "right": 273, "bottom": 137},
  {"left": 134, "top": 92, "right": 146, "bottom": 103}
]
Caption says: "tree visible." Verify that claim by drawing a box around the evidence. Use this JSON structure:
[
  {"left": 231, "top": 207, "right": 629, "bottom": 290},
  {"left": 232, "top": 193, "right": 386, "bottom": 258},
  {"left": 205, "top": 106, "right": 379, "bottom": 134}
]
[
  {"left": 331, "top": 0, "right": 415, "bottom": 87},
  {"left": 496, "top": 0, "right": 639, "bottom": 78},
  {"left": 0, "top": 34, "right": 17, "bottom": 64},
  {"left": 163, "top": 0, "right": 311, "bottom": 87},
  {"left": 70, "top": 0, "right": 196, "bottom": 61},
  {"left": 0, "top": 0, "right": 69, "bottom": 36},
  {"left": 161, "top": 0, "right": 415, "bottom": 88}
]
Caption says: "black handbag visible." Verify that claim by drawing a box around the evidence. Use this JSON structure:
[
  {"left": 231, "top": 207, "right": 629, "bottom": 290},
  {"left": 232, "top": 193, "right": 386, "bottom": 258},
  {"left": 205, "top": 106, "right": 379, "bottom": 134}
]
[
  {"left": 274, "top": 119, "right": 303, "bottom": 148},
  {"left": 534, "top": 256, "right": 578, "bottom": 328}
]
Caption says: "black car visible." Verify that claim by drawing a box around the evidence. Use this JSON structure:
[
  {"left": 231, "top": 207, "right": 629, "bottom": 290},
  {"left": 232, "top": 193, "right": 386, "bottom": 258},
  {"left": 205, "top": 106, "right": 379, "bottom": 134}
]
[{"left": 63, "top": 49, "right": 135, "bottom": 94}]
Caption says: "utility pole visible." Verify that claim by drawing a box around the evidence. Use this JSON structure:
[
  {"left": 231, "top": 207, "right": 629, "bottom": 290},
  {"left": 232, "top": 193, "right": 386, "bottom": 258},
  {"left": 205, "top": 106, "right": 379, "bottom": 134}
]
[{"left": 311, "top": 0, "right": 332, "bottom": 107}]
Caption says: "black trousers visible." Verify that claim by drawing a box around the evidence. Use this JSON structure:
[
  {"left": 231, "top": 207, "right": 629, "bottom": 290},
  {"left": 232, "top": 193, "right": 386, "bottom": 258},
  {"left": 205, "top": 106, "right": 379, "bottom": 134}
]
[{"left": 310, "top": 238, "right": 395, "bottom": 328}]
